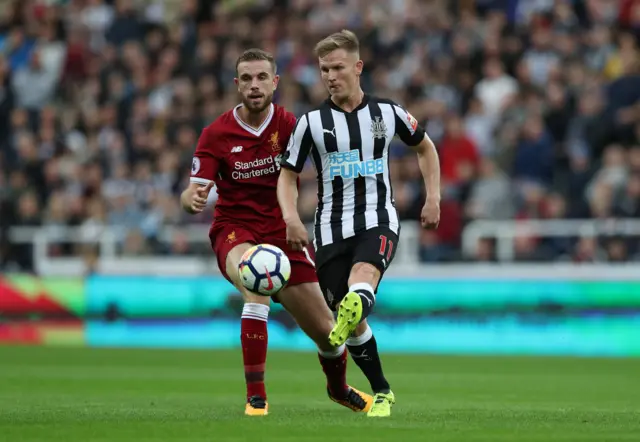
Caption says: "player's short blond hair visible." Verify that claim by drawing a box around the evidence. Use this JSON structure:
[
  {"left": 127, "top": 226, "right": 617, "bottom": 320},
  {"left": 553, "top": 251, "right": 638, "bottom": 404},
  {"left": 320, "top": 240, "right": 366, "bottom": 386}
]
[
  {"left": 314, "top": 29, "right": 360, "bottom": 59},
  {"left": 235, "top": 48, "right": 277, "bottom": 75}
]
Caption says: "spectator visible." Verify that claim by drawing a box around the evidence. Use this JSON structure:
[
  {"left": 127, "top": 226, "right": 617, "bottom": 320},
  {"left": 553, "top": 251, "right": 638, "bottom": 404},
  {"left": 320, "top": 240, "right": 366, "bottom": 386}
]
[
  {"left": 466, "top": 157, "right": 514, "bottom": 220},
  {"left": 474, "top": 57, "right": 518, "bottom": 123},
  {"left": 439, "top": 113, "right": 479, "bottom": 186},
  {"left": 513, "top": 115, "right": 554, "bottom": 185},
  {"left": 2, "top": 0, "right": 640, "bottom": 270}
]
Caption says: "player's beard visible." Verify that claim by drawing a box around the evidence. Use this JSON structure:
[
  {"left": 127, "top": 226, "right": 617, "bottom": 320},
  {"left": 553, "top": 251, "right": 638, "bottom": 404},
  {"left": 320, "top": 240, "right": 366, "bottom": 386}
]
[{"left": 243, "top": 92, "right": 273, "bottom": 114}]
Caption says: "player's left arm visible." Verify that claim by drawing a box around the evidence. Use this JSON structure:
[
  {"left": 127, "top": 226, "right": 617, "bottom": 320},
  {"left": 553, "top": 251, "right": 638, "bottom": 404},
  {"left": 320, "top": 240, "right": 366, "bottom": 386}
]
[
  {"left": 392, "top": 103, "right": 441, "bottom": 229},
  {"left": 408, "top": 134, "right": 441, "bottom": 207},
  {"left": 410, "top": 133, "right": 441, "bottom": 229}
]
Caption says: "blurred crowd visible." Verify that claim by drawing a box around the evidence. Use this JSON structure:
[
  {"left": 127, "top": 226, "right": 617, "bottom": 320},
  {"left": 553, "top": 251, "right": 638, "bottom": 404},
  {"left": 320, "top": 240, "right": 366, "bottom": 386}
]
[{"left": 1, "top": 0, "right": 640, "bottom": 272}]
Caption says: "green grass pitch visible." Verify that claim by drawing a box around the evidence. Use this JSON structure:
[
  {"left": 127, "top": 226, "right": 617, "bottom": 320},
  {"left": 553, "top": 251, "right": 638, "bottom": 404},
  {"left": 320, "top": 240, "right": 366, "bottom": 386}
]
[{"left": 0, "top": 346, "right": 639, "bottom": 441}]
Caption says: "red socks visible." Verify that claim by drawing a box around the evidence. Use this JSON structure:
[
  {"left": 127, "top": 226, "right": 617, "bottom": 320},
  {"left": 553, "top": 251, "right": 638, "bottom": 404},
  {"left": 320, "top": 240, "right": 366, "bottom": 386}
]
[
  {"left": 318, "top": 344, "right": 349, "bottom": 398},
  {"left": 241, "top": 303, "right": 269, "bottom": 401},
  {"left": 241, "top": 303, "right": 350, "bottom": 402}
]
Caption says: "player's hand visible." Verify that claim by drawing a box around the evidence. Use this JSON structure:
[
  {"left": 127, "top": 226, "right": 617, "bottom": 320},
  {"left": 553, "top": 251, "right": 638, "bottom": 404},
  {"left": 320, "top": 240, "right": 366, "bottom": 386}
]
[
  {"left": 188, "top": 181, "right": 214, "bottom": 213},
  {"left": 421, "top": 198, "right": 440, "bottom": 230},
  {"left": 286, "top": 218, "right": 309, "bottom": 251}
]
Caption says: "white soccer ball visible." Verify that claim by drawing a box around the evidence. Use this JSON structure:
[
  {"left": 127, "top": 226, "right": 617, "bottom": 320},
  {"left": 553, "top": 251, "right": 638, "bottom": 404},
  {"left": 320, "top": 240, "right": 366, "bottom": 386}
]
[{"left": 238, "top": 244, "right": 291, "bottom": 296}]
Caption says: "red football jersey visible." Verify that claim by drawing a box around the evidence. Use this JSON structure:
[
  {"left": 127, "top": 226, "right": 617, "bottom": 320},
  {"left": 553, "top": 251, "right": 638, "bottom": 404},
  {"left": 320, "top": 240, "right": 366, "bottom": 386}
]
[{"left": 190, "top": 103, "right": 296, "bottom": 235}]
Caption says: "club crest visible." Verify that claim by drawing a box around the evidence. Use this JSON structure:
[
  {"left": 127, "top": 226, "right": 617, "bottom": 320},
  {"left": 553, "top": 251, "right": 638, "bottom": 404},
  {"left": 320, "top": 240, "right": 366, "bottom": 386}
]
[
  {"left": 371, "top": 116, "right": 387, "bottom": 140},
  {"left": 269, "top": 131, "right": 280, "bottom": 152}
]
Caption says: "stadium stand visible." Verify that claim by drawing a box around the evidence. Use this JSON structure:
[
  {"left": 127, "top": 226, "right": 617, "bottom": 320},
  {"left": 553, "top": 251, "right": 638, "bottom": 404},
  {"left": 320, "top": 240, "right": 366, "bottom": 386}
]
[{"left": 1, "top": 0, "right": 640, "bottom": 271}]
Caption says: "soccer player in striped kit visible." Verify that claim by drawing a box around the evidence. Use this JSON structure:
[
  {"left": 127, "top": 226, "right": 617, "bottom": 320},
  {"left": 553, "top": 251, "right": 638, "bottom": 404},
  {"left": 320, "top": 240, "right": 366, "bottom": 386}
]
[{"left": 278, "top": 30, "right": 441, "bottom": 417}]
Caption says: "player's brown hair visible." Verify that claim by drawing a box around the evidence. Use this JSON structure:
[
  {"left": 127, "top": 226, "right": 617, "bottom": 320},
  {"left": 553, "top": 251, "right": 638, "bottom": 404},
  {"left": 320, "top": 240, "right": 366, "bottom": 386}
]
[
  {"left": 314, "top": 29, "right": 360, "bottom": 58},
  {"left": 235, "top": 48, "right": 277, "bottom": 75}
]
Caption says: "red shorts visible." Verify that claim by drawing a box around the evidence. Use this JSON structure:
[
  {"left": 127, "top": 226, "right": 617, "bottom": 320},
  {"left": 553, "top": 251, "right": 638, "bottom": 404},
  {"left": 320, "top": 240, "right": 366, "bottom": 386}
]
[{"left": 210, "top": 223, "right": 318, "bottom": 288}]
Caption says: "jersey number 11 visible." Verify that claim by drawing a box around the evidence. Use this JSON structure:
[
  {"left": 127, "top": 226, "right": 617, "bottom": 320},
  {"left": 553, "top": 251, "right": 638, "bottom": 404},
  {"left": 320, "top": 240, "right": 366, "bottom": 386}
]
[{"left": 378, "top": 235, "right": 394, "bottom": 261}]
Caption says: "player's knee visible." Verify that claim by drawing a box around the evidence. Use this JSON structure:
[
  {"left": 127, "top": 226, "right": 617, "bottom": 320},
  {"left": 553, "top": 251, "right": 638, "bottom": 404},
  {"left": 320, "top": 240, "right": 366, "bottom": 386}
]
[
  {"left": 225, "top": 243, "right": 251, "bottom": 282},
  {"left": 348, "top": 262, "right": 380, "bottom": 287},
  {"left": 225, "top": 243, "right": 252, "bottom": 273}
]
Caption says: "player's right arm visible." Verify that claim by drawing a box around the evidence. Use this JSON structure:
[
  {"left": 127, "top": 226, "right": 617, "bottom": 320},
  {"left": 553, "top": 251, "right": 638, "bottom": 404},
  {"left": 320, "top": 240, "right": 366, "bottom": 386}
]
[
  {"left": 181, "top": 181, "right": 214, "bottom": 214},
  {"left": 180, "top": 126, "right": 220, "bottom": 214},
  {"left": 278, "top": 114, "right": 313, "bottom": 251}
]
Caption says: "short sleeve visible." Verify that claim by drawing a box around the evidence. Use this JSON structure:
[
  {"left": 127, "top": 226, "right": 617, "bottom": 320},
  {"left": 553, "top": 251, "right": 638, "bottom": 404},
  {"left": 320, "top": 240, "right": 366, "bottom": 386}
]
[
  {"left": 190, "top": 126, "right": 221, "bottom": 185},
  {"left": 283, "top": 111, "right": 297, "bottom": 138},
  {"left": 391, "top": 102, "right": 426, "bottom": 147},
  {"left": 281, "top": 114, "right": 314, "bottom": 174}
]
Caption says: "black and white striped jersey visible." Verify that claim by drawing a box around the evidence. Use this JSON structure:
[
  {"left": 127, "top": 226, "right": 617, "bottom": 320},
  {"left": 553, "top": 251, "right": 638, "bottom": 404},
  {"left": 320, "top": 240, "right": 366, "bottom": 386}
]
[{"left": 281, "top": 94, "right": 426, "bottom": 248}]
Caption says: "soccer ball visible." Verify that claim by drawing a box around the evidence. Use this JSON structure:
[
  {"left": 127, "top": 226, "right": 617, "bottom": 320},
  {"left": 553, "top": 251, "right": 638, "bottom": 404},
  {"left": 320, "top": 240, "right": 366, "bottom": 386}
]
[{"left": 238, "top": 244, "right": 291, "bottom": 296}]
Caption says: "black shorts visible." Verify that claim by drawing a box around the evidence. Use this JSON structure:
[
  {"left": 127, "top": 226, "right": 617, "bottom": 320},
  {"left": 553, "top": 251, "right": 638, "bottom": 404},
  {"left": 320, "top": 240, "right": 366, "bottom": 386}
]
[{"left": 315, "top": 226, "right": 399, "bottom": 311}]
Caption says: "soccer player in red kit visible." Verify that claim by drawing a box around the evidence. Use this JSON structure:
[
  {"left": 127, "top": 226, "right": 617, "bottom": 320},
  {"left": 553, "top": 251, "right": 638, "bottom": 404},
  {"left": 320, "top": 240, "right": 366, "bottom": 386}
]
[{"left": 180, "top": 49, "right": 373, "bottom": 416}]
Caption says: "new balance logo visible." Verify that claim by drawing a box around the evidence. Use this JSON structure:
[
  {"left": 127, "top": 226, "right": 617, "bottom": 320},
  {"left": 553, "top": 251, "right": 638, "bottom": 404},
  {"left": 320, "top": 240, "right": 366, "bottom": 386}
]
[
  {"left": 231, "top": 146, "right": 243, "bottom": 153},
  {"left": 323, "top": 128, "right": 336, "bottom": 137}
]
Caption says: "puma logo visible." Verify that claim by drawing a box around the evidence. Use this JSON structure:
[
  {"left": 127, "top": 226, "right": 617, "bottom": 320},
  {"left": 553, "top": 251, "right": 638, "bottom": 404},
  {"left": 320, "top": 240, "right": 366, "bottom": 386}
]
[
  {"left": 323, "top": 127, "right": 336, "bottom": 137},
  {"left": 326, "top": 289, "right": 334, "bottom": 304},
  {"left": 350, "top": 349, "right": 371, "bottom": 361}
]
